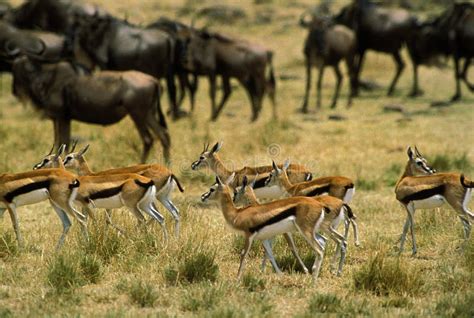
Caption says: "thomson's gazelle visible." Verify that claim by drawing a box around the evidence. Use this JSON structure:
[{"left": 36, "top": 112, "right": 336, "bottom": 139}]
[
  {"left": 396, "top": 147, "right": 474, "bottom": 255},
  {"left": 265, "top": 160, "right": 359, "bottom": 246},
  {"left": 233, "top": 176, "right": 309, "bottom": 274},
  {"left": 0, "top": 164, "right": 85, "bottom": 249},
  {"left": 191, "top": 142, "right": 312, "bottom": 199},
  {"left": 201, "top": 173, "right": 328, "bottom": 283}
]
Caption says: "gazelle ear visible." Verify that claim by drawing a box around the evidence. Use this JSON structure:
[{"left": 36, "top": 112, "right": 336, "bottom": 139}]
[
  {"left": 78, "top": 144, "right": 90, "bottom": 156},
  {"left": 272, "top": 160, "right": 278, "bottom": 171},
  {"left": 225, "top": 172, "right": 235, "bottom": 185},
  {"left": 414, "top": 146, "right": 422, "bottom": 158},
  {"left": 250, "top": 175, "right": 258, "bottom": 188},
  {"left": 283, "top": 159, "right": 291, "bottom": 171},
  {"left": 211, "top": 141, "right": 223, "bottom": 153},
  {"left": 242, "top": 176, "right": 248, "bottom": 187},
  {"left": 407, "top": 146, "right": 414, "bottom": 159}
]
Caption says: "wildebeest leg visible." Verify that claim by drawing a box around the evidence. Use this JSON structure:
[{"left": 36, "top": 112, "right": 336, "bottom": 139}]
[
  {"left": 188, "top": 74, "right": 199, "bottom": 112},
  {"left": 176, "top": 72, "right": 187, "bottom": 108},
  {"left": 301, "top": 59, "right": 312, "bottom": 113},
  {"left": 461, "top": 58, "right": 474, "bottom": 92},
  {"left": 354, "top": 50, "right": 366, "bottom": 96},
  {"left": 208, "top": 74, "right": 217, "bottom": 119},
  {"left": 387, "top": 51, "right": 405, "bottom": 96},
  {"left": 451, "top": 55, "right": 462, "bottom": 102},
  {"left": 244, "top": 77, "right": 260, "bottom": 122},
  {"left": 212, "top": 76, "right": 232, "bottom": 121},
  {"left": 130, "top": 116, "right": 153, "bottom": 163},
  {"left": 55, "top": 119, "right": 71, "bottom": 151},
  {"left": 409, "top": 61, "right": 423, "bottom": 97},
  {"left": 345, "top": 55, "right": 356, "bottom": 108},
  {"left": 166, "top": 70, "right": 180, "bottom": 120},
  {"left": 316, "top": 64, "right": 325, "bottom": 109},
  {"left": 330, "top": 63, "right": 343, "bottom": 109}
]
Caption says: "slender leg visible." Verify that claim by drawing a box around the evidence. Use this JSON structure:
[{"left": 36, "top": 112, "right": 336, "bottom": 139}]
[
  {"left": 104, "top": 209, "right": 126, "bottom": 235},
  {"left": 345, "top": 53, "right": 356, "bottom": 107},
  {"left": 284, "top": 232, "right": 309, "bottom": 274},
  {"left": 354, "top": 50, "right": 366, "bottom": 96},
  {"left": 158, "top": 198, "right": 180, "bottom": 237},
  {"left": 7, "top": 205, "right": 22, "bottom": 248},
  {"left": 409, "top": 62, "right": 423, "bottom": 97},
  {"left": 407, "top": 203, "right": 417, "bottom": 256},
  {"left": 188, "top": 74, "right": 199, "bottom": 112},
  {"left": 293, "top": 223, "right": 325, "bottom": 283},
  {"left": 330, "top": 63, "right": 343, "bottom": 109},
  {"left": 343, "top": 218, "right": 350, "bottom": 243},
  {"left": 459, "top": 215, "right": 471, "bottom": 240},
  {"left": 399, "top": 208, "right": 411, "bottom": 254},
  {"left": 316, "top": 65, "right": 325, "bottom": 109},
  {"left": 451, "top": 56, "right": 462, "bottom": 101},
  {"left": 50, "top": 204, "right": 72, "bottom": 251},
  {"left": 237, "top": 234, "right": 255, "bottom": 280},
  {"left": 261, "top": 239, "right": 282, "bottom": 274},
  {"left": 328, "top": 227, "right": 347, "bottom": 276},
  {"left": 387, "top": 51, "right": 405, "bottom": 96},
  {"left": 149, "top": 202, "right": 168, "bottom": 243},
  {"left": 131, "top": 118, "right": 153, "bottom": 164},
  {"left": 208, "top": 74, "right": 217, "bottom": 119},
  {"left": 301, "top": 59, "right": 312, "bottom": 113},
  {"left": 461, "top": 58, "right": 474, "bottom": 91},
  {"left": 212, "top": 76, "right": 232, "bottom": 121},
  {"left": 351, "top": 219, "right": 360, "bottom": 247}
]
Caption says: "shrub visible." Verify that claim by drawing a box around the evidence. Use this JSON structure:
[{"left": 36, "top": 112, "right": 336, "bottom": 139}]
[
  {"left": 434, "top": 293, "right": 474, "bottom": 318},
  {"left": 81, "top": 223, "right": 123, "bottom": 263},
  {"left": 353, "top": 252, "right": 424, "bottom": 296},
  {"left": 242, "top": 273, "right": 265, "bottom": 292},
  {"left": 383, "top": 163, "right": 401, "bottom": 187},
  {"left": 307, "top": 293, "right": 342, "bottom": 314},
  {"left": 181, "top": 287, "right": 221, "bottom": 312},
  {"left": 79, "top": 255, "right": 103, "bottom": 284},
  {"left": 164, "top": 250, "right": 219, "bottom": 285},
  {"left": 47, "top": 255, "right": 83, "bottom": 293},
  {"left": 0, "top": 233, "right": 18, "bottom": 260},
  {"left": 128, "top": 280, "right": 158, "bottom": 307},
  {"left": 429, "top": 153, "right": 472, "bottom": 173}
]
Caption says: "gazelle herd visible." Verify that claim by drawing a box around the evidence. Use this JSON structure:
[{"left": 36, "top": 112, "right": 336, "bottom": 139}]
[{"left": 0, "top": 142, "right": 472, "bottom": 285}]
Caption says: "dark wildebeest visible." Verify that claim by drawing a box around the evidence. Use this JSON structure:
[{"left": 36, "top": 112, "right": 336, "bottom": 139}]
[
  {"left": 181, "top": 30, "right": 276, "bottom": 121},
  {"left": 10, "top": 54, "right": 171, "bottom": 163},
  {"left": 335, "top": 0, "right": 417, "bottom": 96},
  {"left": 300, "top": 13, "right": 357, "bottom": 112},
  {"left": 147, "top": 17, "right": 199, "bottom": 112},
  {"left": 71, "top": 13, "right": 182, "bottom": 119}
]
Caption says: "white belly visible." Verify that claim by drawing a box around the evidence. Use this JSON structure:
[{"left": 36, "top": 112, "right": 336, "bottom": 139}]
[
  {"left": 90, "top": 194, "right": 123, "bottom": 209},
  {"left": 13, "top": 189, "right": 49, "bottom": 206},
  {"left": 413, "top": 195, "right": 445, "bottom": 209},
  {"left": 254, "top": 186, "right": 285, "bottom": 200},
  {"left": 254, "top": 216, "right": 296, "bottom": 240}
]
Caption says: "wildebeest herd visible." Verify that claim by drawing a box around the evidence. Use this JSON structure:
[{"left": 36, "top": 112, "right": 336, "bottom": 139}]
[{"left": 0, "top": 0, "right": 472, "bottom": 163}]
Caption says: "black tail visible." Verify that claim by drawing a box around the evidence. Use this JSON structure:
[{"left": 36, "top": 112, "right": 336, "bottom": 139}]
[
  {"left": 343, "top": 204, "right": 356, "bottom": 220},
  {"left": 344, "top": 183, "right": 355, "bottom": 190},
  {"left": 69, "top": 179, "right": 80, "bottom": 189},
  {"left": 461, "top": 174, "right": 474, "bottom": 188},
  {"left": 305, "top": 172, "right": 313, "bottom": 181},
  {"left": 323, "top": 206, "right": 331, "bottom": 214},
  {"left": 171, "top": 174, "right": 185, "bottom": 192},
  {"left": 135, "top": 179, "right": 155, "bottom": 188}
]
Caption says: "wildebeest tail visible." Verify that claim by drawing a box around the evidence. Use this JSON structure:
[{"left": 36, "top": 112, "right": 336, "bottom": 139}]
[
  {"left": 171, "top": 174, "right": 185, "bottom": 192},
  {"left": 461, "top": 174, "right": 474, "bottom": 188},
  {"left": 343, "top": 203, "right": 356, "bottom": 220},
  {"left": 135, "top": 179, "right": 155, "bottom": 188}
]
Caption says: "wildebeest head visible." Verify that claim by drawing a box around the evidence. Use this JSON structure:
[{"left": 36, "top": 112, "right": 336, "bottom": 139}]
[{"left": 180, "top": 29, "right": 216, "bottom": 73}]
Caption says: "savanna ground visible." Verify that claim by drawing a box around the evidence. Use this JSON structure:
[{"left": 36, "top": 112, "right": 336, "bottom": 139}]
[{"left": 0, "top": 0, "right": 473, "bottom": 316}]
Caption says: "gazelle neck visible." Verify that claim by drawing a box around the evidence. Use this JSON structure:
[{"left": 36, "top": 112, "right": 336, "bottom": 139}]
[
  {"left": 218, "top": 188, "right": 240, "bottom": 228},
  {"left": 77, "top": 157, "right": 93, "bottom": 176},
  {"left": 396, "top": 161, "right": 414, "bottom": 186},
  {"left": 210, "top": 154, "right": 232, "bottom": 179},
  {"left": 55, "top": 158, "right": 66, "bottom": 170},
  {"left": 280, "top": 172, "right": 295, "bottom": 194}
]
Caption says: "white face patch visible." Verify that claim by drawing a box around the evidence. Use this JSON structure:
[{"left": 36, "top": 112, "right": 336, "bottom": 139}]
[{"left": 254, "top": 216, "right": 296, "bottom": 240}]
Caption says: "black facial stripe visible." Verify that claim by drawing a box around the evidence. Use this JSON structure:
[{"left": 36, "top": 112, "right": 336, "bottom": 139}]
[
  {"left": 305, "top": 185, "right": 331, "bottom": 197},
  {"left": 87, "top": 184, "right": 124, "bottom": 201},
  {"left": 249, "top": 207, "right": 297, "bottom": 233},
  {"left": 400, "top": 185, "right": 445, "bottom": 205},
  {"left": 4, "top": 180, "right": 51, "bottom": 203}
]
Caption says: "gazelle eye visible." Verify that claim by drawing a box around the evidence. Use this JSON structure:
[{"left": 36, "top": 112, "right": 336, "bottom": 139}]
[
  {"left": 417, "top": 162, "right": 422, "bottom": 165},
  {"left": 200, "top": 156, "right": 205, "bottom": 160}
]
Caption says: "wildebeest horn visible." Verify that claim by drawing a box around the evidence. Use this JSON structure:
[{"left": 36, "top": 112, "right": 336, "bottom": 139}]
[
  {"left": 299, "top": 10, "right": 313, "bottom": 28},
  {"left": 4, "top": 40, "right": 21, "bottom": 57}
]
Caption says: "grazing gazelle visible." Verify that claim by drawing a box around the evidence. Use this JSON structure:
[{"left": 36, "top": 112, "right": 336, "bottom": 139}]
[
  {"left": 236, "top": 175, "right": 352, "bottom": 276},
  {"left": 265, "top": 160, "right": 359, "bottom": 246},
  {"left": 396, "top": 147, "right": 474, "bottom": 255},
  {"left": 233, "top": 176, "right": 309, "bottom": 274},
  {"left": 191, "top": 142, "right": 313, "bottom": 199},
  {"left": 0, "top": 154, "right": 86, "bottom": 249},
  {"left": 202, "top": 173, "right": 333, "bottom": 283},
  {"left": 33, "top": 145, "right": 168, "bottom": 240},
  {"left": 35, "top": 143, "right": 183, "bottom": 237}
]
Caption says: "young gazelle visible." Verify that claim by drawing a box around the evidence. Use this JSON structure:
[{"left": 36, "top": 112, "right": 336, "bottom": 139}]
[
  {"left": 191, "top": 142, "right": 313, "bottom": 199},
  {"left": 233, "top": 176, "right": 309, "bottom": 274},
  {"left": 0, "top": 161, "right": 86, "bottom": 249},
  {"left": 396, "top": 147, "right": 474, "bottom": 255},
  {"left": 34, "top": 145, "right": 168, "bottom": 240},
  {"left": 202, "top": 173, "right": 341, "bottom": 282},
  {"left": 235, "top": 175, "right": 352, "bottom": 276},
  {"left": 265, "top": 160, "right": 360, "bottom": 246},
  {"left": 36, "top": 144, "right": 183, "bottom": 236}
]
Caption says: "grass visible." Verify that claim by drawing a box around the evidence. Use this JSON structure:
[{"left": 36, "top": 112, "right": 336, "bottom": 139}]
[{"left": 0, "top": 0, "right": 473, "bottom": 316}]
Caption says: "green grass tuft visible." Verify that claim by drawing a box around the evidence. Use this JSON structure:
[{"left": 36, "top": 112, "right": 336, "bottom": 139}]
[
  {"left": 242, "top": 273, "right": 265, "bottom": 292},
  {"left": 0, "top": 233, "right": 18, "bottom": 260},
  {"left": 165, "top": 249, "right": 219, "bottom": 285},
  {"left": 79, "top": 255, "right": 103, "bottom": 284},
  {"left": 127, "top": 280, "right": 158, "bottom": 308},
  {"left": 47, "top": 255, "right": 84, "bottom": 294}
]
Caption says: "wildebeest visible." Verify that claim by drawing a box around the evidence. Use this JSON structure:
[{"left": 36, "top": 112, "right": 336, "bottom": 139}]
[
  {"left": 300, "top": 13, "right": 357, "bottom": 112},
  {"left": 71, "top": 13, "right": 183, "bottom": 119},
  {"left": 11, "top": 55, "right": 171, "bottom": 163},
  {"left": 181, "top": 30, "right": 276, "bottom": 121},
  {"left": 335, "top": 0, "right": 417, "bottom": 96}
]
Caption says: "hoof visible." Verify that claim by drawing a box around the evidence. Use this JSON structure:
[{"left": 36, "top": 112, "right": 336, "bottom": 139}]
[
  {"left": 450, "top": 94, "right": 461, "bottom": 102},
  {"left": 408, "top": 90, "right": 424, "bottom": 97}
]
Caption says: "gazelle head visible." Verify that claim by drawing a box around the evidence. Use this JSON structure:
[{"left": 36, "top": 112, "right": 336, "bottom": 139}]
[
  {"left": 201, "top": 172, "right": 235, "bottom": 202},
  {"left": 63, "top": 144, "right": 90, "bottom": 170},
  {"left": 33, "top": 144, "right": 67, "bottom": 170},
  {"left": 264, "top": 159, "right": 291, "bottom": 187},
  {"left": 405, "top": 146, "right": 436, "bottom": 176},
  {"left": 191, "top": 141, "right": 222, "bottom": 170},
  {"left": 233, "top": 175, "right": 258, "bottom": 206}
]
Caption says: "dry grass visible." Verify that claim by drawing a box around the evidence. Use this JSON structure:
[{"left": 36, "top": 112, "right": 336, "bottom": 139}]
[{"left": 0, "top": 0, "right": 473, "bottom": 316}]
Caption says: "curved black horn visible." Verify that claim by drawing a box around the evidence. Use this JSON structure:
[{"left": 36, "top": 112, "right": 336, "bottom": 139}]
[{"left": 3, "top": 40, "right": 21, "bottom": 57}]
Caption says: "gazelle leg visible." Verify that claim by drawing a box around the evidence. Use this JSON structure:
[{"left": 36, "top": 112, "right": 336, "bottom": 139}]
[
  {"left": 458, "top": 215, "right": 471, "bottom": 240},
  {"left": 50, "top": 204, "right": 72, "bottom": 250},
  {"left": 328, "top": 227, "right": 348, "bottom": 276},
  {"left": 343, "top": 218, "right": 350, "bottom": 243},
  {"left": 103, "top": 209, "right": 126, "bottom": 235},
  {"left": 399, "top": 207, "right": 411, "bottom": 254},
  {"left": 237, "top": 234, "right": 255, "bottom": 280},
  {"left": 294, "top": 223, "right": 325, "bottom": 283},
  {"left": 261, "top": 239, "right": 282, "bottom": 274},
  {"left": 159, "top": 197, "right": 180, "bottom": 237},
  {"left": 284, "top": 232, "right": 309, "bottom": 274},
  {"left": 7, "top": 205, "right": 22, "bottom": 248},
  {"left": 351, "top": 219, "right": 360, "bottom": 247},
  {"left": 407, "top": 203, "right": 417, "bottom": 256}
]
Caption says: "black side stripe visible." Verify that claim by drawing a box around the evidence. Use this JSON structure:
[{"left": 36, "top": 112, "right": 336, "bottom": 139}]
[
  {"left": 249, "top": 207, "right": 297, "bottom": 233},
  {"left": 4, "top": 180, "right": 51, "bottom": 203},
  {"left": 305, "top": 185, "right": 331, "bottom": 197},
  {"left": 252, "top": 177, "right": 268, "bottom": 189},
  {"left": 400, "top": 185, "right": 445, "bottom": 205},
  {"left": 88, "top": 184, "right": 124, "bottom": 201},
  {"left": 135, "top": 179, "right": 154, "bottom": 188}
]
